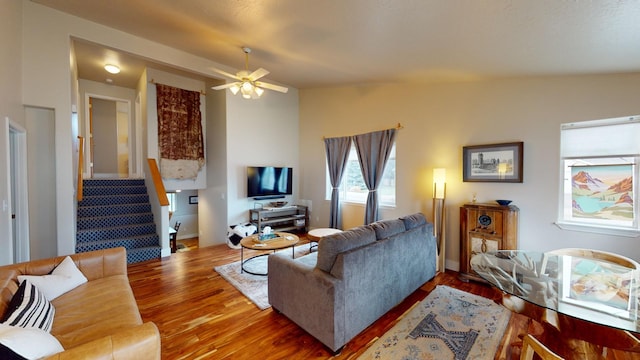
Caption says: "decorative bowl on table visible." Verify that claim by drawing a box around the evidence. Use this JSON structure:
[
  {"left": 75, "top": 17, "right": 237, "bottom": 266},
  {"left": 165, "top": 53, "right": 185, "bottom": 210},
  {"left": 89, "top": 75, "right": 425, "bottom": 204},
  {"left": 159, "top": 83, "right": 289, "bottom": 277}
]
[{"left": 496, "top": 200, "right": 512, "bottom": 206}]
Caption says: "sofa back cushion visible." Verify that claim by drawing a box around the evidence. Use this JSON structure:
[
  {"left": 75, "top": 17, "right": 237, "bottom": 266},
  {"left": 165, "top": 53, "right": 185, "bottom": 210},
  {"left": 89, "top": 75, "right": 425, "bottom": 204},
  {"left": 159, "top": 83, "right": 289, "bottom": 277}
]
[
  {"left": 371, "top": 218, "right": 406, "bottom": 240},
  {"left": 316, "top": 225, "right": 376, "bottom": 272},
  {"left": 400, "top": 213, "right": 427, "bottom": 230}
]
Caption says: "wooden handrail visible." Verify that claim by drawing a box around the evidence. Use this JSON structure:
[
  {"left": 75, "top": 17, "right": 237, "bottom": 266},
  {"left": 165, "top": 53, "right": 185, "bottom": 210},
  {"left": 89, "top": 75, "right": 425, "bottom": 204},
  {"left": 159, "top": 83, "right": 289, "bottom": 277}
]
[
  {"left": 147, "top": 158, "right": 169, "bottom": 206},
  {"left": 77, "top": 136, "right": 84, "bottom": 202}
]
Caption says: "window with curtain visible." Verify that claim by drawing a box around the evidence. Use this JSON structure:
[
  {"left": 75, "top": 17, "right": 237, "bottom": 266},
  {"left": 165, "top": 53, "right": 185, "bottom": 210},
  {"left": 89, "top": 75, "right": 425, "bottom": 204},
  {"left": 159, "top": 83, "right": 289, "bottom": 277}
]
[
  {"left": 557, "top": 115, "right": 640, "bottom": 236},
  {"left": 326, "top": 143, "right": 396, "bottom": 206}
]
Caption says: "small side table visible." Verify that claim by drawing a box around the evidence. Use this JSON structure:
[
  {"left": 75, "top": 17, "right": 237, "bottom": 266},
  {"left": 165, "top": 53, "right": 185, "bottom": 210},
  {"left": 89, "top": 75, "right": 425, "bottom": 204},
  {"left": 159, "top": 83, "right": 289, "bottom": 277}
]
[{"left": 307, "top": 228, "right": 342, "bottom": 252}]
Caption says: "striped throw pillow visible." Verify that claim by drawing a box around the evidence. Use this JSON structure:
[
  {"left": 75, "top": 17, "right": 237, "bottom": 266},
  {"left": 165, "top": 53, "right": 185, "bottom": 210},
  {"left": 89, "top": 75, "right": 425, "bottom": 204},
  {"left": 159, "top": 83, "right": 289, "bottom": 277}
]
[{"left": 1, "top": 280, "right": 55, "bottom": 332}]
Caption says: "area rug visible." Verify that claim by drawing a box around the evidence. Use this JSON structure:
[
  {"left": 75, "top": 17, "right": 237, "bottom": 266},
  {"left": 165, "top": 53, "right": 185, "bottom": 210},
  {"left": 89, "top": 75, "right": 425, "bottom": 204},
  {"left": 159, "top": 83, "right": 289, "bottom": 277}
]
[
  {"left": 358, "top": 285, "right": 511, "bottom": 360},
  {"left": 214, "top": 245, "right": 311, "bottom": 310}
]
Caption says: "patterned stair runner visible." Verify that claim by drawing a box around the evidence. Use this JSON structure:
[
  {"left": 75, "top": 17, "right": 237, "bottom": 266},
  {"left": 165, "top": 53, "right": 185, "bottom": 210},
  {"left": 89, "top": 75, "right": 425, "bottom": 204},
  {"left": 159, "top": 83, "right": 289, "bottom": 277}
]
[{"left": 77, "top": 179, "right": 161, "bottom": 263}]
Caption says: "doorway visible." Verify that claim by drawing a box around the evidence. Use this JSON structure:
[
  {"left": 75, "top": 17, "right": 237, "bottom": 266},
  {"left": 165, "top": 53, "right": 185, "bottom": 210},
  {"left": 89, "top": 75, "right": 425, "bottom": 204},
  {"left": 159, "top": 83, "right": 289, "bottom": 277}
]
[
  {"left": 86, "top": 95, "right": 132, "bottom": 178},
  {"left": 9, "top": 122, "right": 29, "bottom": 263},
  {"left": 25, "top": 106, "right": 57, "bottom": 260}
]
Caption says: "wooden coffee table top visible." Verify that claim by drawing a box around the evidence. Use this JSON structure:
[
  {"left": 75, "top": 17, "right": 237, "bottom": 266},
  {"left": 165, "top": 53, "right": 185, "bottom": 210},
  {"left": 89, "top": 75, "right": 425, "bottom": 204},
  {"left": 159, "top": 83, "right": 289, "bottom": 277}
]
[{"left": 240, "top": 232, "right": 299, "bottom": 251}]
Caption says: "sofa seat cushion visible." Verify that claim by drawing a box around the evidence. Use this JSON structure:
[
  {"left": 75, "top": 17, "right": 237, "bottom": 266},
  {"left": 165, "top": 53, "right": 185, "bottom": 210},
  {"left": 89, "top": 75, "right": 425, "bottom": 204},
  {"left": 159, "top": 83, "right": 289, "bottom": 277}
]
[
  {"left": 50, "top": 274, "right": 142, "bottom": 349},
  {"left": 295, "top": 252, "right": 318, "bottom": 267},
  {"left": 316, "top": 225, "right": 376, "bottom": 273}
]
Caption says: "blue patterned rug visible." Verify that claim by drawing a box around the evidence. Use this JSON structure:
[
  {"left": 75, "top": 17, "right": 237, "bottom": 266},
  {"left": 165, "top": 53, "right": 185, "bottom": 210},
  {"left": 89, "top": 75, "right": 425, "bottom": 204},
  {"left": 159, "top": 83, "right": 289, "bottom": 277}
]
[{"left": 358, "top": 285, "right": 510, "bottom": 360}]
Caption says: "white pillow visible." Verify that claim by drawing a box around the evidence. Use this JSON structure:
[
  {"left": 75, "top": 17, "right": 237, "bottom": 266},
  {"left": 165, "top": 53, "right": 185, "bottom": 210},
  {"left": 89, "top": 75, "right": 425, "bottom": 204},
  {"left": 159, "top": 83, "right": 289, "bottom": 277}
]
[
  {"left": 18, "top": 256, "right": 88, "bottom": 301},
  {"left": 0, "top": 323, "right": 64, "bottom": 359}
]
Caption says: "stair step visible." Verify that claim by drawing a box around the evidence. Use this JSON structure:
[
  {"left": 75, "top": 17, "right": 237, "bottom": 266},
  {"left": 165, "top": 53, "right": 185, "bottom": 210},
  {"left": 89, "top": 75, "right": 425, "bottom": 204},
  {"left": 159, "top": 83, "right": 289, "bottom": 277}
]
[
  {"left": 76, "top": 223, "right": 157, "bottom": 243},
  {"left": 77, "top": 203, "right": 152, "bottom": 218},
  {"left": 83, "top": 179, "right": 145, "bottom": 187},
  {"left": 78, "top": 194, "right": 150, "bottom": 207},
  {"left": 127, "top": 246, "right": 162, "bottom": 264},
  {"left": 77, "top": 213, "right": 154, "bottom": 230},
  {"left": 77, "top": 178, "right": 160, "bottom": 264},
  {"left": 82, "top": 185, "right": 147, "bottom": 196},
  {"left": 75, "top": 234, "right": 160, "bottom": 253}
]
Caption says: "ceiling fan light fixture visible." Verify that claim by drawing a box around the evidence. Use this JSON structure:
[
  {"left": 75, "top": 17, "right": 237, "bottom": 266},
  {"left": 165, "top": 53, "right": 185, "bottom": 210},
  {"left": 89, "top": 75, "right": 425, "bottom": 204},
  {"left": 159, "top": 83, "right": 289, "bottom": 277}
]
[
  {"left": 104, "top": 64, "right": 120, "bottom": 74},
  {"left": 241, "top": 81, "right": 253, "bottom": 92},
  {"left": 240, "top": 85, "right": 252, "bottom": 99},
  {"left": 210, "top": 46, "right": 288, "bottom": 99}
]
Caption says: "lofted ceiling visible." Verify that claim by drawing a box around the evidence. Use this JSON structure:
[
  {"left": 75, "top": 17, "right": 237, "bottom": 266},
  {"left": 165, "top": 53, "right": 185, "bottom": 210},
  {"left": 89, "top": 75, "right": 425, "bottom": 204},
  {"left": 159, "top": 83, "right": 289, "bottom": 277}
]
[{"left": 34, "top": 0, "right": 640, "bottom": 89}]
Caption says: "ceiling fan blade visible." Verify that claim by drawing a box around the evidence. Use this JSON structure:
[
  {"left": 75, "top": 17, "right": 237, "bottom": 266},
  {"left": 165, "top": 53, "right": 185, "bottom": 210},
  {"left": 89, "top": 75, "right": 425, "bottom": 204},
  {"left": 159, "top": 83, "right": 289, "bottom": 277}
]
[
  {"left": 211, "top": 67, "right": 241, "bottom": 81},
  {"left": 248, "top": 68, "right": 270, "bottom": 81},
  {"left": 211, "top": 82, "right": 240, "bottom": 90},
  {"left": 255, "top": 81, "right": 289, "bottom": 93}
]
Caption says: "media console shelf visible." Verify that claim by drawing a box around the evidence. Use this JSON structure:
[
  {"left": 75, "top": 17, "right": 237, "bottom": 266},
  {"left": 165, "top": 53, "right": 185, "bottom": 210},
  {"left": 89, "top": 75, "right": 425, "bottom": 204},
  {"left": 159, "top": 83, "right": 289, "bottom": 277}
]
[{"left": 250, "top": 205, "right": 308, "bottom": 233}]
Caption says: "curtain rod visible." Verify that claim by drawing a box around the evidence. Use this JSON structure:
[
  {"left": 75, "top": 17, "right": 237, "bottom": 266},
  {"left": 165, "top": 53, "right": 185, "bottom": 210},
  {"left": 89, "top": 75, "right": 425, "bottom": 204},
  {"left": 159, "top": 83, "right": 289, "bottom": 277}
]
[
  {"left": 149, "top": 79, "right": 206, "bottom": 95},
  {"left": 322, "top": 123, "right": 403, "bottom": 140}
]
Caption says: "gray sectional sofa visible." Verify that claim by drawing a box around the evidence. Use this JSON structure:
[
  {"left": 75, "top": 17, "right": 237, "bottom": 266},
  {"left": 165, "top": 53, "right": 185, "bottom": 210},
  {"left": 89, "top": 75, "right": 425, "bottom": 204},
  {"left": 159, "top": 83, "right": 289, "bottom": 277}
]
[{"left": 267, "top": 213, "right": 437, "bottom": 352}]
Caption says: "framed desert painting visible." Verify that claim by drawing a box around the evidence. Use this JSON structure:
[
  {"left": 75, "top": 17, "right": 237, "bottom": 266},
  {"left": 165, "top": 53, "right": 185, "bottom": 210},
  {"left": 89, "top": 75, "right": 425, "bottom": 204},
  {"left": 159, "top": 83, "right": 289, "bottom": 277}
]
[{"left": 463, "top": 142, "right": 523, "bottom": 182}]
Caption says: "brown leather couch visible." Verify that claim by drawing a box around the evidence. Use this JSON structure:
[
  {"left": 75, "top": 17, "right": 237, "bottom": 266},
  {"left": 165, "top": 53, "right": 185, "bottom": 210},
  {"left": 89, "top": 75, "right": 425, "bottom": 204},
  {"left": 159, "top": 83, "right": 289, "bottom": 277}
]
[{"left": 0, "top": 247, "right": 160, "bottom": 359}]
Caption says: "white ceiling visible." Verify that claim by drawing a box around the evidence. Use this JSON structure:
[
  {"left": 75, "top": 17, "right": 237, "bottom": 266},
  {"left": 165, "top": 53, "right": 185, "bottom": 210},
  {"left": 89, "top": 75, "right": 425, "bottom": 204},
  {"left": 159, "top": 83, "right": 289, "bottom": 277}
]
[{"left": 34, "top": 0, "right": 640, "bottom": 89}]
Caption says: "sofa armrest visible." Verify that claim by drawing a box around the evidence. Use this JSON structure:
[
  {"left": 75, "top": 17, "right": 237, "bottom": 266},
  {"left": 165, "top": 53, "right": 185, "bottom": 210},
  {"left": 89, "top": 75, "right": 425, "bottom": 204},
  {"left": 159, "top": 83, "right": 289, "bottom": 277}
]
[
  {"left": 268, "top": 252, "right": 345, "bottom": 351},
  {"left": 44, "top": 322, "right": 161, "bottom": 360}
]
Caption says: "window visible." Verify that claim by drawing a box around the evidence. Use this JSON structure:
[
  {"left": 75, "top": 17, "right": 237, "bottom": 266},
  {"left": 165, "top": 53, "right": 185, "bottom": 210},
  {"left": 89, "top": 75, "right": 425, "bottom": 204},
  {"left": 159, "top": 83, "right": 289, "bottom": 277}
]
[
  {"left": 326, "top": 144, "right": 396, "bottom": 206},
  {"left": 557, "top": 115, "right": 640, "bottom": 236}
]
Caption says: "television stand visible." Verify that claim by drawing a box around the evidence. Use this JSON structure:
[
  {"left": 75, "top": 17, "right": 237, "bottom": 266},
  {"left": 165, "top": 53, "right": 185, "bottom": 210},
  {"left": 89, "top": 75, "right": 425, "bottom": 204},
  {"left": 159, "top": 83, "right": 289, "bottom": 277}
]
[{"left": 249, "top": 205, "right": 308, "bottom": 233}]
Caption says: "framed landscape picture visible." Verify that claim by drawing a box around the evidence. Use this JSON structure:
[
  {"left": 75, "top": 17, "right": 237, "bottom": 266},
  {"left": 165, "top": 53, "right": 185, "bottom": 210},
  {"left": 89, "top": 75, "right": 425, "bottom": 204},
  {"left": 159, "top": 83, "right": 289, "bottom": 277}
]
[{"left": 463, "top": 142, "right": 523, "bottom": 182}]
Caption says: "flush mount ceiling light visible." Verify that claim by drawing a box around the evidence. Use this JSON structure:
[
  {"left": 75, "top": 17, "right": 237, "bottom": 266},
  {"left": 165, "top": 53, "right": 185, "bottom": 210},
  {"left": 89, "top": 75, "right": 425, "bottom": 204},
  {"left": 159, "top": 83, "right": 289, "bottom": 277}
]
[
  {"left": 104, "top": 64, "right": 120, "bottom": 74},
  {"left": 211, "top": 47, "right": 288, "bottom": 99}
]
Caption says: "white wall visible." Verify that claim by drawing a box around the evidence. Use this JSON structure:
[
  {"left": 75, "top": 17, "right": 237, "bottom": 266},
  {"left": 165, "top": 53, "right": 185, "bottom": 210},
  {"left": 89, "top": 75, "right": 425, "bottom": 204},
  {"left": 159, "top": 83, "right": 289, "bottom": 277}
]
[
  {"left": 0, "top": 0, "right": 23, "bottom": 265},
  {"left": 299, "top": 74, "right": 640, "bottom": 269},
  {"left": 20, "top": 2, "right": 299, "bottom": 253},
  {"left": 225, "top": 89, "right": 300, "bottom": 227}
]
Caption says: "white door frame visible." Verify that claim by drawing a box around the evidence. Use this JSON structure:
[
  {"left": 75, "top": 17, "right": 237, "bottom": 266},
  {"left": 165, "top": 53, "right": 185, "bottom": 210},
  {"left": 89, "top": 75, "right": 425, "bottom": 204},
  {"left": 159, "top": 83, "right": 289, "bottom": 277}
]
[
  {"left": 84, "top": 93, "right": 135, "bottom": 178},
  {"left": 9, "top": 121, "right": 29, "bottom": 263}
]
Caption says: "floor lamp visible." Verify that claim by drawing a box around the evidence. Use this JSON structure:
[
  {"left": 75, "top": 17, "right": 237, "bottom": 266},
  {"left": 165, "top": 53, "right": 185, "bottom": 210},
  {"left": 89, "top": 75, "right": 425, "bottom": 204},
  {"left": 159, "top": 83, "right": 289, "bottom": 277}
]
[{"left": 433, "top": 168, "right": 446, "bottom": 273}]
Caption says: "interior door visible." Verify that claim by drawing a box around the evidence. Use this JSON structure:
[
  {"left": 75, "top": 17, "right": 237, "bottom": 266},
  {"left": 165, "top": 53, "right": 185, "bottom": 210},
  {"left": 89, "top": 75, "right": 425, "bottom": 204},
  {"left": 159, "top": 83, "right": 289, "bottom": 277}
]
[{"left": 89, "top": 97, "right": 130, "bottom": 178}]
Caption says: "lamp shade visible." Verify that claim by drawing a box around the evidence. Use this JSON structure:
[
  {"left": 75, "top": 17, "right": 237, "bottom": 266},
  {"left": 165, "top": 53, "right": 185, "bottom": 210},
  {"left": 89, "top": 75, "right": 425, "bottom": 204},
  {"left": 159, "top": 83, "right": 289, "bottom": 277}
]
[{"left": 433, "top": 168, "right": 446, "bottom": 199}]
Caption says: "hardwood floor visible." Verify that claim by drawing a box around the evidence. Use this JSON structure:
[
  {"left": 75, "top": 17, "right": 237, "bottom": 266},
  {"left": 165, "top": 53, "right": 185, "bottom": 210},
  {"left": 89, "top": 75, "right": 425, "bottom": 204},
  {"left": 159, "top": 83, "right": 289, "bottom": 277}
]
[{"left": 127, "top": 238, "right": 637, "bottom": 359}]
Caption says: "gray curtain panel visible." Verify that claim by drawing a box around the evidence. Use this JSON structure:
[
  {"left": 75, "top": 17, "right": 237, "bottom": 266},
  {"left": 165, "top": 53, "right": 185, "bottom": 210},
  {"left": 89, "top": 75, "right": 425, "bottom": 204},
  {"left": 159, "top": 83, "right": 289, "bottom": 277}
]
[
  {"left": 353, "top": 128, "right": 397, "bottom": 224},
  {"left": 324, "top": 136, "right": 352, "bottom": 229}
]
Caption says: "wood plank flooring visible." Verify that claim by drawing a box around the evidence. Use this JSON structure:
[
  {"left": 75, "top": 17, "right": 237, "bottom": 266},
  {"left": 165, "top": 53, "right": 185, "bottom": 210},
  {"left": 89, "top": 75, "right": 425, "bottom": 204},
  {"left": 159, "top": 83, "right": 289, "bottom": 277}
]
[{"left": 127, "top": 238, "right": 637, "bottom": 359}]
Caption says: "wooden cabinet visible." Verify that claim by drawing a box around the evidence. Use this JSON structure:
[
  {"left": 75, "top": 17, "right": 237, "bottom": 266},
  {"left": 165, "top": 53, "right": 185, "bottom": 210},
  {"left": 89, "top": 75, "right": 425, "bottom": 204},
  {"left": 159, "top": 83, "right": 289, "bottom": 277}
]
[{"left": 459, "top": 203, "right": 519, "bottom": 282}]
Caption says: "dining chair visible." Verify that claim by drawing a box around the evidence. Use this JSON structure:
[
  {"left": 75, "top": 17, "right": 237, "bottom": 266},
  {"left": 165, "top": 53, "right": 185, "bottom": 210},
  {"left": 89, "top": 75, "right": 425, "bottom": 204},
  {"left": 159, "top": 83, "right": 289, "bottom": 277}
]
[
  {"left": 547, "top": 248, "right": 640, "bottom": 355},
  {"left": 170, "top": 221, "right": 181, "bottom": 253},
  {"left": 520, "top": 334, "right": 564, "bottom": 360},
  {"left": 547, "top": 248, "right": 640, "bottom": 270}
]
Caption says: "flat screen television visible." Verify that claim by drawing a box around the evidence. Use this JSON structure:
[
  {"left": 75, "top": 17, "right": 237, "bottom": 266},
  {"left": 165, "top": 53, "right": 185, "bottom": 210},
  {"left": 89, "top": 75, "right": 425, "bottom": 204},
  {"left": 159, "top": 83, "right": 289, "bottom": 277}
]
[{"left": 247, "top": 166, "right": 293, "bottom": 199}]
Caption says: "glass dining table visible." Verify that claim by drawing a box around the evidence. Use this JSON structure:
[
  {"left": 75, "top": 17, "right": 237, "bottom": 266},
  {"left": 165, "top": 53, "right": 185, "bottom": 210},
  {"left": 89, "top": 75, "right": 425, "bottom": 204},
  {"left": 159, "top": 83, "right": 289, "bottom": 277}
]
[{"left": 470, "top": 250, "right": 640, "bottom": 357}]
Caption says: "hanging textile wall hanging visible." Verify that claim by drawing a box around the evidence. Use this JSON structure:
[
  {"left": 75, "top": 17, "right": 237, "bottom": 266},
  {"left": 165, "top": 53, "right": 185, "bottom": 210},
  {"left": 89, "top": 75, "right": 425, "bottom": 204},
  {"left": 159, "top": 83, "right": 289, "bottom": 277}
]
[{"left": 156, "top": 83, "right": 205, "bottom": 179}]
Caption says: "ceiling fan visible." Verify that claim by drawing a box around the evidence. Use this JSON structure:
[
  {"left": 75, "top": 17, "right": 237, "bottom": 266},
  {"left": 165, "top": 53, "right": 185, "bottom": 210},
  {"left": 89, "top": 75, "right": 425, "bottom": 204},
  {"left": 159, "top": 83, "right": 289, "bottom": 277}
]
[{"left": 211, "top": 47, "right": 288, "bottom": 99}]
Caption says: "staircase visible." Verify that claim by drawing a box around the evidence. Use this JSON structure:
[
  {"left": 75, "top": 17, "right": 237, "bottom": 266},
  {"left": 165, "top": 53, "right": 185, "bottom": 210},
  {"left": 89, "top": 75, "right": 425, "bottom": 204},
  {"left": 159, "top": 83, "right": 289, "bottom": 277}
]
[{"left": 76, "top": 179, "right": 161, "bottom": 264}]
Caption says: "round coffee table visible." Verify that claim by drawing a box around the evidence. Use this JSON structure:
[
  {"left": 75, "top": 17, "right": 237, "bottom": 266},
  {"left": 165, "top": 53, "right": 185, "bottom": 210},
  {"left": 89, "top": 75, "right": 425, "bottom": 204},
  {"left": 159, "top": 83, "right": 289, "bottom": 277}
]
[
  {"left": 240, "top": 232, "right": 299, "bottom": 276},
  {"left": 307, "top": 228, "right": 342, "bottom": 252}
]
